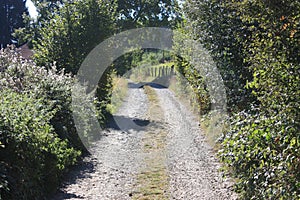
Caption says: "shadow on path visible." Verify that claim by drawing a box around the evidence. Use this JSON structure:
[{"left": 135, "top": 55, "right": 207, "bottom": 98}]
[
  {"left": 128, "top": 81, "right": 168, "bottom": 89},
  {"left": 106, "top": 115, "right": 150, "bottom": 132},
  {"left": 48, "top": 158, "right": 97, "bottom": 200}
]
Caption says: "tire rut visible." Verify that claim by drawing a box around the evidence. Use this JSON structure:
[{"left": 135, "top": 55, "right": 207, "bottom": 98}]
[
  {"left": 154, "top": 88, "right": 237, "bottom": 200},
  {"left": 51, "top": 86, "right": 148, "bottom": 200},
  {"left": 50, "top": 84, "right": 237, "bottom": 200}
]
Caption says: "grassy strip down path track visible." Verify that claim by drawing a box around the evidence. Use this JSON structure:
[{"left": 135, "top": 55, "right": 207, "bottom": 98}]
[{"left": 132, "top": 86, "right": 169, "bottom": 200}]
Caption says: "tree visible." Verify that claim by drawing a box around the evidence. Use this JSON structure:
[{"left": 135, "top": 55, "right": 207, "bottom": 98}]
[
  {"left": 178, "top": 1, "right": 299, "bottom": 198},
  {"left": 32, "top": 0, "right": 117, "bottom": 74},
  {"left": 116, "top": 0, "right": 182, "bottom": 30},
  {"left": 113, "top": 0, "right": 182, "bottom": 77},
  {"left": 0, "top": 0, "right": 28, "bottom": 48},
  {"left": 181, "top": 0, "right": 255, "bottom": 111},
  {"left": 27, "top": 0, "right": 118, "bottom": 125}
]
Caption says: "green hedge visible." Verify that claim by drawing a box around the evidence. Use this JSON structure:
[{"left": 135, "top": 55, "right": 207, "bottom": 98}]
[
  {"left": 0, "top": 46, "right": 93, "bottom": 150},
  {"left": 0, "top": 47, "right": 85, "bottom": 199},
  {"left": 179, "top": 0, "right": 299, "bottom": 199},
  {"left": 220, "top": 108, "right": 299, "bottom": 199},
  {"left": 0, "top": 90, "right": 80, "bottom": 199}
]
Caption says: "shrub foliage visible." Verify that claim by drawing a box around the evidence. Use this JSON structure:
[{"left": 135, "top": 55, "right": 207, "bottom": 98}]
[
  {"left": 180, "top": 0, "right": 299, "bottom": 199},
  {"left": 0, "top": 47, "right": 82, "bottom": 199}
]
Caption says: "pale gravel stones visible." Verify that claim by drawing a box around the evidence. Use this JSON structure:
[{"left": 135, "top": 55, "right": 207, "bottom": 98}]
[
  {"left": 155, "top": 89, "right": 237, "bottom": 200},
  {"left": 51, "top": 86, "right": 148, "bottom": 200},
  {"left": 50, "top": 85, "right": 237, "bottom": 200}
]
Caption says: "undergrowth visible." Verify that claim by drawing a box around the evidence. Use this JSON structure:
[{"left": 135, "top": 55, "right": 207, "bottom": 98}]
[{"left": 0, "top": 47, "right": 88, "bottom": 199}]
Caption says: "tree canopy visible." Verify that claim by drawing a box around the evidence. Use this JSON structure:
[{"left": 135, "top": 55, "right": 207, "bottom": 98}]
[{"left": 116, "top": 0, "right": 181, "bottom": 29}]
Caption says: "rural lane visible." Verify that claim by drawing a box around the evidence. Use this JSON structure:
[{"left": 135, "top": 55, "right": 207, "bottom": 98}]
[{"left": 50, "top": 82, "right": 237, "bottom": 200}]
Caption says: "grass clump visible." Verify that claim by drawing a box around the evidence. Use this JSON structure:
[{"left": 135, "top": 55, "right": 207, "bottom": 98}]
[{"left": 107, "top": 73, "right": 128, "bottom": 114}]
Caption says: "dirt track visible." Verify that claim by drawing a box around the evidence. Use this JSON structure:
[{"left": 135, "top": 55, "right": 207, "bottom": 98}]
[{"left": 50, "top": 82, "right": 237, "bottom": 200}]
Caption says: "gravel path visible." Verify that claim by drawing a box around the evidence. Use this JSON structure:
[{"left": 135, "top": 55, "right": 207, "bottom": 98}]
[
  {"left": 155, "top": 89, "right": 237, "bottom": 199},
  {"left": 50, "top": 83, "right": 237, "bottom": 200},
  {"left": 51, "top": 85, "right": 148, "bottom": 200}
]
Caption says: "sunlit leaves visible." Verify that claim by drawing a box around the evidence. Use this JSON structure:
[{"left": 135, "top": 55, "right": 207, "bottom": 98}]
[
  {"left": 0, "top": 47, "right": 82, "bottom": 199},
  {"left": 218, "top": 1, "right": 300, "bottom": 199}
]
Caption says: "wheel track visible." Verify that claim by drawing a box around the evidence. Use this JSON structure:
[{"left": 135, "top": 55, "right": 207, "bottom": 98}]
[{"left": 50, "top": 84, "right": 237, "bottom": 200}]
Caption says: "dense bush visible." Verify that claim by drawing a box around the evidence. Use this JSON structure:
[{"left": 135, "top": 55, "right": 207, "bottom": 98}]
[
  {"left": 0, "top": 47, "right": 86, "bottom": 199},
  {"left": 172, "top": 28, "right": 211, "bottom": 115},
  {"left": 0, "top": 90, "right": 80, "bottom": 199},
  {"left": 0, "top": 47, "right": 88, "bottom": 151},
  {"left": 181, "top": 0, "right": 255, "bottom": 112},
  {"left": 180, "top": 0, "right": 299, "bottom": 199},
  {"left": 220, "top": 108, "right": 299, "bottom": 199},
  {"left": 219, "top": 1, "right": 300, "bottom": 199}
]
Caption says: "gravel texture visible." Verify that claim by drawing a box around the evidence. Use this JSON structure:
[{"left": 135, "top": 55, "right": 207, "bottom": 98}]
[
  {"left": 50, "top": 84, "right": 237, "bottom": 200},
  {"left": 155, "top": 88, "right": 237, "bottom": 200}
]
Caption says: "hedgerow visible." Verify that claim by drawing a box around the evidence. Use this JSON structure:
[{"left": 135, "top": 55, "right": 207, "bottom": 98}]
[
  {"left": 180, "top": 0, "right": 299, "bottom": 199},
  {"left": 0, "top": 90, "right": 80, "bottom": 199},
  {"left": 0, "top": 47, "right": 87, "bottom": 199},
  {"left": 0, "top": 47, "right": 89, "bottom": 150},
  {"left": 219, "top": 1, "right": 300, "bottom": 199},
  {"left": 220, "top": 107, "right": 300, "bottom": 199}
]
